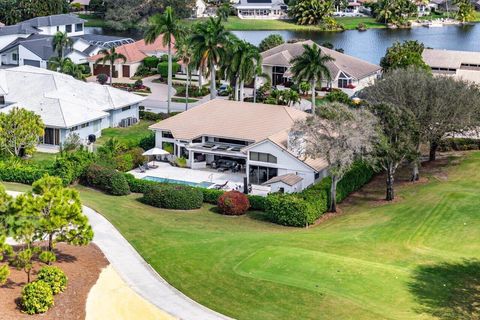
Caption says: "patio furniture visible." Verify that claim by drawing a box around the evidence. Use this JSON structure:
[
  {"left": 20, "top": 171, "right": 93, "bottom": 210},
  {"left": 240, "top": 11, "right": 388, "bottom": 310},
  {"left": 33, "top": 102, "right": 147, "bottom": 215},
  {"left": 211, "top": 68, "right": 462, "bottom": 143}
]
[
  {"left": 214, "top": 181, "right": 229, "bottom": 190},
  {"left": 217, "top": 167, "right": 228, "bottom": 172},
  {"left": 138, "top": 165, "right": 146, "bottom": 173},
  {"left": 142, "top": 147, "right": 170, "bottom": 167}
]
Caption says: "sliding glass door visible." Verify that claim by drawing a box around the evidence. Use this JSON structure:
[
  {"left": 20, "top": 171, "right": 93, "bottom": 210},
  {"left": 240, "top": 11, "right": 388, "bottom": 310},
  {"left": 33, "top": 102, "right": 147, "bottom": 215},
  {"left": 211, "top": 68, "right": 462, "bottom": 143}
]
[
  {"left": 40, "top": 128, "right": 60, "bottom": 146},
  {"left": 249, "top": 166, "right": 278, "bottom": 185}
]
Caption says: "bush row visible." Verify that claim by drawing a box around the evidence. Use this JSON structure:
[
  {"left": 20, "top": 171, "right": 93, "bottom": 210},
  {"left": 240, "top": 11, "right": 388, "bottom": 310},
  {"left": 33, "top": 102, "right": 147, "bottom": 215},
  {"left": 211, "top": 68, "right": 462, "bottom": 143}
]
[
  {"left": 438, "top": 138, "right": 480, "bottom": 152},
  {"left": 82, "top": 164, "right": 130, "bottom": 196},
  {"left": 142, "top": 184, "right": 203, "bottom": 210},
  {"left": 0, "top": 163, "right": 51, "bottom": 185}
]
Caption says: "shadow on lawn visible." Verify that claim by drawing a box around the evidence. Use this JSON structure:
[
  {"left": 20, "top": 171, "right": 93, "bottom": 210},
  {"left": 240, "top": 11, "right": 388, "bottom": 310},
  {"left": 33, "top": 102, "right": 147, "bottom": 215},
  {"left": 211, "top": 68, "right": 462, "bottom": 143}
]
[{"left": 409, "top": 259, "right": 480, "bottom": 320}]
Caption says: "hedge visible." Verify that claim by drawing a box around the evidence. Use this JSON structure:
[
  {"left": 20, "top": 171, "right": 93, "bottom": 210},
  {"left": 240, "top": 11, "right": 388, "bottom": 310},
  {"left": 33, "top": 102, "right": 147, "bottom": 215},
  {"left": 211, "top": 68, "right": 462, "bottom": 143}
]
[
  {"left": 52, "top": 150, "right": 96, "bottom": 185},
  {"left": 21, "top": 280, "right": 54, "bottom": 314},
  {"left": 83, "top": 165, "right": 130, "bottom": 196},
  {"left": 142, "top": 184, "right": 203, "bottom": 210},
  {"left": 0, "top": 164, "right": 51, "bottom": 185},
  {"left": 438, "top": 138, "right": 480, "bottom": 152}
]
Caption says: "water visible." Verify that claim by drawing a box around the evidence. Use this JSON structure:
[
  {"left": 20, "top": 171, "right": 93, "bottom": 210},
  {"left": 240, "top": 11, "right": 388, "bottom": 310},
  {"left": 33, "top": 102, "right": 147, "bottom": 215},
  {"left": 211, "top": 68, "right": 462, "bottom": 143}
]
[
  {"left": 142, "top": 176, "right": 214, "bottom": 188},
  {"left": 87, "top": 24, "right": 480, "bottom": 64}
]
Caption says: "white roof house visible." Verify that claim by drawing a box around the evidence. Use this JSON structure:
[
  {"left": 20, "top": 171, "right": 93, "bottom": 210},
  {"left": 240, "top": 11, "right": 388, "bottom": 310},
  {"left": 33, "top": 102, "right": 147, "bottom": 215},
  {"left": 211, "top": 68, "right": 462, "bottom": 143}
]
[
  {"left": 0, "top": 66, "right": 144, "bottom": 148},
  {"left": 235, "top": 0, "right": 288, "bottom": 19},
  {"left": 422, "top": 48, "right": 480, "bottom": 84}
]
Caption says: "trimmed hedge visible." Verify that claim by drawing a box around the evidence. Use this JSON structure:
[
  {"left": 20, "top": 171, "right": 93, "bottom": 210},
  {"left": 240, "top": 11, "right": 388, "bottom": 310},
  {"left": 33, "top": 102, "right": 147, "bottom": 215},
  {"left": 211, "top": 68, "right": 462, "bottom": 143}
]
[
  {"left": 83, "top": 165, "right": 130, "bottom": 196},
  {"left": 0, "top": 164, "right": 50, "bottom": 185},
  {"left": 438, "top": 138, "right": 480, "bottom": 152},
  {"left": 142, "top": 184, "right": 203, "bottom": 210}
]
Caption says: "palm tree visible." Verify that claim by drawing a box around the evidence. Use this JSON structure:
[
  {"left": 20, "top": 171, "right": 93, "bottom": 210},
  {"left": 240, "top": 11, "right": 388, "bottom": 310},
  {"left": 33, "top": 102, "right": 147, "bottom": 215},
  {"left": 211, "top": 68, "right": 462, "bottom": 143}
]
[
  {"left": 190, "top": 17, "right": 230, "bottom": 100},
  {"left": 145, "top": 6, "right": 184, "bottom": 115},
  {"left": 175, "top": 38, "right": 193, "bottom": 111},
  {"left": 290, "top": 44, "right": 334, "bottom": 114},
  {"left": 48, "top": 56, "right": 72, "bottom": 72},
  {"left": 62, "top": 61, "right": 88, "bottom": 81},
  {"left": 95, "top": 47, "right": 127, "bottom": 86},
  {"left": 52, "top": 31, "right": 73, "bottom": 58}
]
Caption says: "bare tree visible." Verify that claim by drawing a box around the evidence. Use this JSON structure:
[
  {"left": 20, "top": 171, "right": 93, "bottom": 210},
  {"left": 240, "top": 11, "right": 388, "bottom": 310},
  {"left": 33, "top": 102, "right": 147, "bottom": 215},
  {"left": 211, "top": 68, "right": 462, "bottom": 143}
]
[{"left": 293, "top": 102, "right": 378, "bottom": 212}]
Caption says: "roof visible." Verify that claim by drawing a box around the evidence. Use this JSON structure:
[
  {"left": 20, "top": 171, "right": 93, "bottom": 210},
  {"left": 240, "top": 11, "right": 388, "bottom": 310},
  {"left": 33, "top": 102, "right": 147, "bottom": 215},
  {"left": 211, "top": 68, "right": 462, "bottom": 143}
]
[
  {"left": 21, "top": 14, "right": 85, "bottom": 28},
  {"left": 88, "top": 36, "right": 173, "bottom": 64},
  {"left": 261, "top": 40, "right": 381, "bottom": 80},
  {"left": 150, "top": 99, "right": 307, "bottom": 142},
  {"left": 75, "top": 34, "right": 135, "bottom": 48},
  {"left": 263, "top": 173, "right": 303, "bottom": 186},
  {"left": 72, "top": 0, "right": 91, "bottom": 5},
  {"left": 422, "top": 48, "right": 480, "bottom": 69},
  {"left": 236, "top": 0, "right": 286, "bottom": 8},
  {"left": 0, "top": 24, "right": 38, "bottom": 36},
  {"left": 0, "top": 66, "right": 144, "bottom": 128}
]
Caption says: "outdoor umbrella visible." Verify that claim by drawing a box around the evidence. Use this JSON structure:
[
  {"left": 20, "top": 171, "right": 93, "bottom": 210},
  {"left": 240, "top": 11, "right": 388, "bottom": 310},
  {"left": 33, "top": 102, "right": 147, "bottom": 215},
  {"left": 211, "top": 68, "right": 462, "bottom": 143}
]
[{"left": 142, "top": 147, "right": 170, "bottom": 166}]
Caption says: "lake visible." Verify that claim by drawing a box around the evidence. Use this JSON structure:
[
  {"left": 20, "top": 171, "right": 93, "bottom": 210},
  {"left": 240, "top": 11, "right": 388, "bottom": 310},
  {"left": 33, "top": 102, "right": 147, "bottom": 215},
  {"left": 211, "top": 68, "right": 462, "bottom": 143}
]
[{"left": 86, "top": 24, "right": 480, "bottom": 64}]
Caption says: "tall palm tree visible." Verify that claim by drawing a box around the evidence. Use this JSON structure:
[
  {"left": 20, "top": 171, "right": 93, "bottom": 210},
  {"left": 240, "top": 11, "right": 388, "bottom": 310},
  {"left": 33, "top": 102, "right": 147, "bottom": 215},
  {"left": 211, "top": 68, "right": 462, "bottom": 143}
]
[
  {"left": 52, "top": 31, "right": 73, "bottom": 58},
  {"left": 175, "top": 38, "right": 193, "bottom": 111},
  {"left": 62, "top": 61, "right": 88, "bottom": 81},
  {"left": 48, "top": 56, "right": 72, "bottom": 72},
  {"left": 145, "top": 6, "right": 184, "bottom": 115},
  {"left": 190, "top": 17, "right": 230, "bottom": 100},
  {"left": 95, "top": 47, "right": 127, "bottom": 86},
  {"left": 290, "top": 44, "right": 334, "bottom": 114}
]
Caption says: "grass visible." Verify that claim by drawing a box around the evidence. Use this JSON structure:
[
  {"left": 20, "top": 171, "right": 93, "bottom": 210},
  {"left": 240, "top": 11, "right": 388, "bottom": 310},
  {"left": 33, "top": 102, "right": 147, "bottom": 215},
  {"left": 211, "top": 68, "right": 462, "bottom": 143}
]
[
  {"left": 27, "top": 152, "right": 57, "bottom": 167},
  {"left": 77, "top": 13, "right": 107, "bottom": 28},
  {"left": 3, "top": 152, "right": 480, "bottom": 319},
  {"left": 95, "top": 120, "right": 154, "bottom": 147},
  {"left": 172, "top": 97, "right": 199, "bottom": 103}
]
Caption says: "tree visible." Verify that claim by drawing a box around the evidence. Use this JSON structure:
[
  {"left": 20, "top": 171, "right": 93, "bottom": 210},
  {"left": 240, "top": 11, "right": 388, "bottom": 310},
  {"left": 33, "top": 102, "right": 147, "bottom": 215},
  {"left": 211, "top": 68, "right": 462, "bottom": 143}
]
[
  {"left": 31, "top": 175, "right": 93, "bottom": 253},
  {"left": 0, "top": 235, "right": 11, "bottom": 285},
  {"left": 289, "top": 0, "right": 335, "bottom": 25},
  {"left": 258, "top": 34, "right": 285, "bottom": 52},
  {"left": 191, "top": 17, "right": 230, "bottom": 99},
  {"left": 217, "top": 2, "right": 234, "bottom": 21},
  {"left": 0, "top": 185, "right": 12, "bottom": 286},
  {"left": 374, "top": 0, "right": 417, "bottom": 24},
  {"left": 369, "top": 104, "right": 419, "bottom": 201},
  {"left": 0, "top": 107, "right": 44, "bottom": 157},
  {"left": 52, "top": 31, "right": 73, "bottom": 58},
  {"left": 293, "top": 102, "right": 378, "bottom": 211},
  {"left": 145, "top": 6, "right": 184, "bottom": 115},
  {"left": 454, "top": 0, "right": 475, "bottom": 22},
  {"left": 282, "top": 89, "right": 301, "bottom": 107},
  {"left": 175, "top": 37, "right": 193, "bottom": 111},
  {"left": 380, "top": 40, "right": 430, "bottom": 72},
  {"left": 290, "top": 44, "right": 334, "bottom": 113},
  {"left": 48, "top": 57, "right": 89, "bottom": 80},
  {"left": 95, "top": 47, "right": 127, "bottom": 85}
]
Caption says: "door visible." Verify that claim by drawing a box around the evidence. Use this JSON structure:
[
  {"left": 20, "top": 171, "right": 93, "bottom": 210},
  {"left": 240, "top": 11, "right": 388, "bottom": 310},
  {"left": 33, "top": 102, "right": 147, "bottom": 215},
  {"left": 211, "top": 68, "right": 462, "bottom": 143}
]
[
  {"left": 42, "top": 128, "right": 60, "bottom": 146},
  {"left": 23, "top": 59, "right": 41, "bottom": 67},
  {"left": 94, "top": 64, "right": 114, "bottom": 76},
  {"left": 122, "top": 65, "right": 130, "bottom": 78}
]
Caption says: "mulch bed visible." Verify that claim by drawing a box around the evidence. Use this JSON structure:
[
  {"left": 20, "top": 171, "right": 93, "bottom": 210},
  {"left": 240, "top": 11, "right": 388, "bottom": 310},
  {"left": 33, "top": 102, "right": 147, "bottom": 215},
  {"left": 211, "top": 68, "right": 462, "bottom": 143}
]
[{"left": 0, "top": 243, "right": 108, "bottom": 320}]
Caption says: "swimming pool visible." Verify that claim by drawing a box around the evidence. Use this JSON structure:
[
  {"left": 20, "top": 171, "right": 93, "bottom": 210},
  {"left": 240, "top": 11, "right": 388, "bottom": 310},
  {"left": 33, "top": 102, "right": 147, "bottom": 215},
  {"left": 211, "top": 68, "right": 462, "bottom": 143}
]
[{"left": 142, "top": 176, "right": 215, "bottom": 188}]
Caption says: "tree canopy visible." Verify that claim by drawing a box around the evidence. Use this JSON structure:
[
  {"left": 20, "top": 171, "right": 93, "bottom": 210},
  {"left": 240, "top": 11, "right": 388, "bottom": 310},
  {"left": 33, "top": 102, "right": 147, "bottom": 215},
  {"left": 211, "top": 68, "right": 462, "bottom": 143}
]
[
  {"left": 258, "top": 34, "right": 285, "bottom": 52},
  {"left": 0, "top": 0, "right": 68, "bottom": 25},
  {"left": 380, "top": 40, "right": 430, "bottom": 72}
]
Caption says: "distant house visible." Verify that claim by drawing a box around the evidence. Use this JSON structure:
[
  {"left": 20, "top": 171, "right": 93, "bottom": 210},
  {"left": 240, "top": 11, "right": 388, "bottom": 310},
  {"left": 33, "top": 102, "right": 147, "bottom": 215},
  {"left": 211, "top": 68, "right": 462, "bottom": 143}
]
[
  {"left": 423, "top": 48, "right": 480, "bottom": 84},
  {"left": 235, "top": 0, "right": 288, "bottom": 19},
  {"left": 195, "top": 0, "right": 207, "bottom": 17},
  {"left": 70, "top": 0, "right": 91, "bottom": 11},
  {"left": 261, "top": 40, "right": 381, "bottom": 95},
  {"left": 0, "top": 66, "right": 144, "bottom": 149}
]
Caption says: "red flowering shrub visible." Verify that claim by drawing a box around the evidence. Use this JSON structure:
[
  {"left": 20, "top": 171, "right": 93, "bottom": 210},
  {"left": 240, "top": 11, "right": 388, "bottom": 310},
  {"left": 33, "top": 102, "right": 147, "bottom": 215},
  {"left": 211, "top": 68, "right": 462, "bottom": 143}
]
[{"left": 217, "top": 191, "right": 250, "bottom": 215}]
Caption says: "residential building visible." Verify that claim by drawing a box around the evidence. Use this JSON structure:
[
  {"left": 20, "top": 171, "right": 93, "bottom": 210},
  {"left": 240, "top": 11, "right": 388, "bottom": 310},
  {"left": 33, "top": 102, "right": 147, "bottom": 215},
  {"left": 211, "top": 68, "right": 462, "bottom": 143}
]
[
  {"left": 149, "top": 99, "right": 329, "bottom": 193},
  {"left": 422, "top": 48, "right": 480, "bottom": 84},
  {"left": 261, "top": 40, "right": 382, "bottom": 96},
  {"left": 71, "top": 0, "right": 91, "bottom": 11},
  {"left": 235, "top": 0, "right": 288, "bottom": 19},
  {"left": 195, "top": 0, "right": 208, "bottom": 17},
  {"left": 0, "top": 66, "right": 144, "bottom": 149}
]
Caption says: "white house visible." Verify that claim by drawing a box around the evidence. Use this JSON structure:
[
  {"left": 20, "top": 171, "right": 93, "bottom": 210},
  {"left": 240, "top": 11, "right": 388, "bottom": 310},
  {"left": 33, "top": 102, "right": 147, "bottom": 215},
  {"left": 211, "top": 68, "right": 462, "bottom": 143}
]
[
  {"left": 149, "top": 99, "right": 329, "bottom": 193},
  {"left": 0, "top": 66, "right": 144, "bottom": 149},
  {"left": 235, "top": 0, "right": 288, "bottom": 19},
  {"left": 261, "top": 40, "right": 382, "bottom": 96},
  {"left": 422, "top": 48, "right": 480, "bottom": 84}
]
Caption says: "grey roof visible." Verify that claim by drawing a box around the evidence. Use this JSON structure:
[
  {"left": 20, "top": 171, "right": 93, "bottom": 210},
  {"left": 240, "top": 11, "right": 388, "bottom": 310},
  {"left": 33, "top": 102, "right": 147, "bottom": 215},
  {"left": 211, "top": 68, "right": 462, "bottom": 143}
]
[
  {"left": 21, "top": 14, "right": 85, "bottom": 28},
  {"left": 83, "top": 44, "right": 98, "bottom": 55},
  {"left": 261, "top": 40, "right": 381, "bottom": 80},
  {"left": 0, "top": 24, "right": 38, "bottom": 36}
]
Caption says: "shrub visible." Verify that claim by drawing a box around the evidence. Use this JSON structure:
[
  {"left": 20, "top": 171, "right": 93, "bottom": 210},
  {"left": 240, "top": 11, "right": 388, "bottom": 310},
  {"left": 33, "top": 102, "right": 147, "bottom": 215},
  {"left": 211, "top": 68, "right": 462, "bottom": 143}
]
[
  {"left": 96, "top": 73, "right": 108, "bottom": 85},
  {"left": 21, "top": 280, "right": 54, "bottom": 314},
  {"left": 325, "top": 90, "right": 351, "bottom": 104},
  {"left": 38, "top": 251, "right": 56, "bottom": 265},
  {"left": 247, "top": 194, "right": 268, "bottom": 211},
  {"left": 83, "top": 164, "right": 130, "bottom": 195},
  {"left": 37, "top": 266, "right": 67, "bottom": 295},
  {"left": 52, "top": 150, "right": 96, "bottom": 185},
  {"left": 142, "top": 184, "right": 203, "bottom": 210},
  {"left": 218, "top": 191, "right": 250, "bottom": 215},
  {"left": 143, "top": 56, "right": 160, "bottom": 69},
  {"left": 157, "top": 61, "right": 180, "bottom": 78},
  {"left": 113, "top": 153, "right": 134, "bottom": 172},
  {"left": 0, "top": 162, "right": 50, "bottom": 185},
  {"left": 175, "top": 157, "right": 187, "bottom": 167},
  {"left": 202, "top": 188, "right": 225, "bottom": 204},
  {"left": 438, "top": 138, "right": 480, "bottom": 151},
  {"left": 139, "top": 133, "right": 155, "bottom": 151},
  {"left": 134, "top": 79, "right": 143, "bottom": 88},
  {"left": 265, "top": 193, "right": 320, "bottom": 227}
]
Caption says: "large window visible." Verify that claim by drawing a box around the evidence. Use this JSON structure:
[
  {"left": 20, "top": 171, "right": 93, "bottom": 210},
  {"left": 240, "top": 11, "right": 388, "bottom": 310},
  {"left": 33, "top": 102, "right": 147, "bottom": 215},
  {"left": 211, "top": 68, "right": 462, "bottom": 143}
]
[
  {"left": 249, "top": 166, "right": 278, "bottom": 185},
  {"left": 40, "top": 128, "right": 60, "bottom": 146},
  {"left": 162, "top": 131, "right": 174, "bottom": 138},
  {"left": 75, "top": 23, "right": 83, "bottom": 32},
  {"left": 12, "top": 53, "right": 18, "bottom": 61},
  {"left": 66, "top": 24, "right": 72, "bottom": 33},
  {"left": 272, "top": 66, "right": 287, "bottom": 86},
  {"left": 337, "top": 72, "right": 352, "bottom": 88},
  {"left": 250, "top": 152, "right": 277, "bottom": 163}
]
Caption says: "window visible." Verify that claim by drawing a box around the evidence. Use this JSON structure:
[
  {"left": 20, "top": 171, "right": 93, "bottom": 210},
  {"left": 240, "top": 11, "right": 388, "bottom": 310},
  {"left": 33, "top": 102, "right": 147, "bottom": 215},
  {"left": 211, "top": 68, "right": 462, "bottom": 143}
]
[
  {"left": 0, "top": 96, "right": 4, "bottom": 105},
  {"left": 75, "top": 23, "right": 83, "bottom": 32},
  {"left": 214, "top": 137, "right": 248, "bottom": 145},
  {"left": 81, "top": 122, "right": 90, "bottom": 128},
  {"left": 66, "top": 24, "right": 72, "bottom": 33},
  {"left": 192, "top": 137, "right": 202, "bottom": 143},
  {"left": 122, "top": 106, "right": 131, "bottom": 111},
  {"left": 56, "top": 26, "right": 60, "bottom": 32},
  {"left": 272, "top": 66, "right": 287, "bottom": 86},
  {"left": 41, "top": 128, "right": 60, "bottom": 146},
  {"left": 162, "top": 131, "right": 174, "bottom": 138},
  {"left": 70, "top": 126, "right": 78, "bottom": 132},
  {"left": 249, "top": 166, "right": 278, "bottom": 185},
  {"left": 338, "top": 72, "right": 352, "bottom": 88},
  {"left": 250, "top": 152, "right": 277, "bottom": 163},
  {"left": 12, "top": 53, "right": 18, "bottom": 61}
]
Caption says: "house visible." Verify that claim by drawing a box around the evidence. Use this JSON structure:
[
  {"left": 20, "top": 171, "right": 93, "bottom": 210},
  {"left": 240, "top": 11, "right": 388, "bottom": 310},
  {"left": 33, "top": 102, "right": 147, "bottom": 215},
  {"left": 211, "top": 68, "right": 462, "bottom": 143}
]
[
  {"left": 149, "top": 99, "right": 329, "bottom": 192},
  {"left": 0, "top": 66, "right": 144, "bottom": 149},
  {"left": 422, "top": 48, "right": 480, "bottom": 84},
  {"left": 235, "top": 0, "right": 288, "bottom": 19},
  {"left": 88, "top": 36, "right": 174, "bottom": 78},
  {"left": 195, "top": 0, "right": 208, "bottom": 17},
  {"left": 261, "top": 40, "right": 382, "bottom": 96},
  {"left": 70, "top": 0, "right": 91, "bottom": 11}
]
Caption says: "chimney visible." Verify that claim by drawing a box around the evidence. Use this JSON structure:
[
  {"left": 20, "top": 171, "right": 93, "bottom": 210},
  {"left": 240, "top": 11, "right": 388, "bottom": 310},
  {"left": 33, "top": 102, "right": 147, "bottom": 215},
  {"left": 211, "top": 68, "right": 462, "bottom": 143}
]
[{"left": 287, "top": 130, "right": 305, "bottom": 158}]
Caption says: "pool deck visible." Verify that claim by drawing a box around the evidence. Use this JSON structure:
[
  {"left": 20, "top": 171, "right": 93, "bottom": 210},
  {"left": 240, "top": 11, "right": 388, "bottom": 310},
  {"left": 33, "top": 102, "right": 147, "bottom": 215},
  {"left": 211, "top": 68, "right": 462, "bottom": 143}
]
[{"left": 129, "top": 162, "right": 270, "bottom": 196}]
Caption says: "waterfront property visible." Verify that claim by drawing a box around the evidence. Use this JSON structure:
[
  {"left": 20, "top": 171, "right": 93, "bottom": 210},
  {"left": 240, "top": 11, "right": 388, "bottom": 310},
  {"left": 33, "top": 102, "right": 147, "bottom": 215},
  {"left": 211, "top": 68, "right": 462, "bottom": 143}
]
[
  {"left": 422, "top": 48, "right": 480, "bottom": 84},
  {"left": 149, "top": 99, "right": 329, "bottom": 193},
  {"left": 235, "top": 0, "right": 289, "bottom": 20},
  {"left": 0, "top": 66, "right": 144, "bottom": 149},
  {"left": 261, "top": 40, "right": 381, "bottom": 95}
]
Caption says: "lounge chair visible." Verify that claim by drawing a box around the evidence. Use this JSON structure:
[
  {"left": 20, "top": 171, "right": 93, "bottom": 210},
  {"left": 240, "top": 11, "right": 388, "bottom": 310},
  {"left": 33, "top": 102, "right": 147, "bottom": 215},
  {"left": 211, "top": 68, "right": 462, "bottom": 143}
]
[
  {"left": 138, "top": 165, "right": 146, "bottom": 173},
  {"left": 214, "top": 181, "right": 229, "bottom": 190}
]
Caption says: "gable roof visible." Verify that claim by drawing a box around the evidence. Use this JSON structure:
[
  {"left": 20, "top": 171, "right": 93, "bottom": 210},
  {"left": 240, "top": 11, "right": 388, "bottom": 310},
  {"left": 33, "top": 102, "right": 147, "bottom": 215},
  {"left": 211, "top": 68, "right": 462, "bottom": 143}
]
[
  {"left": 261, "top": 40, "right": 381, "bottom": 80},
  {"left": 88, "top": 36, "right": 173, "bottom": 64},
  {"left": 0, "top": 66, "right": 144, "bottom": 128}
]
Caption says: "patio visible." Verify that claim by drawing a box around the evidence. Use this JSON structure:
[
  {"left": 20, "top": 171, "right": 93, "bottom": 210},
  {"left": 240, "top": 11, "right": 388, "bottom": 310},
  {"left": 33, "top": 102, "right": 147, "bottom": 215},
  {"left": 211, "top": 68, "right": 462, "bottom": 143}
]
[{"left": 128, "top": 162, "right": 270, "bottom": 196}]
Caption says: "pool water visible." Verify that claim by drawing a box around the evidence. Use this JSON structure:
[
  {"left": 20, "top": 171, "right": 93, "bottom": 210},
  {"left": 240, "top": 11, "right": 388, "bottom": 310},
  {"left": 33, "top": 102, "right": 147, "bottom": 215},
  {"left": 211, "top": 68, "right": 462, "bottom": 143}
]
[{"left": 142, "top": 176, "right": 215, "bottom": 188}]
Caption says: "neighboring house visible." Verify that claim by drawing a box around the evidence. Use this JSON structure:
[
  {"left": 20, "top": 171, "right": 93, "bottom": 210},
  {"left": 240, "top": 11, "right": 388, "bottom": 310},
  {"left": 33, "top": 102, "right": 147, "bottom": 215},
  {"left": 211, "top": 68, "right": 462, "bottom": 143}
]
[
  {"left": 70, "top": 0, "right": 91, "bottom": 11},
  {"left": 261, "top": 40, "right": 382, "bottom": 96},
  {"left": 423, "top": 48, "right": 480, "bottom": 84},
  {"left": 88, "top": 36, "right": 174, "bottom": 78},
  {"left": 0, "top": 66, "right": 144, "bottom": 149},
  {"left": 235, "top": 0, "right": 288, "bottom": 19},
  {"left": 149, "top": 99, "right": 329, "bottom": 192},
  {"left": 195, "top": 0, "right": 208, "bottom": 17}
]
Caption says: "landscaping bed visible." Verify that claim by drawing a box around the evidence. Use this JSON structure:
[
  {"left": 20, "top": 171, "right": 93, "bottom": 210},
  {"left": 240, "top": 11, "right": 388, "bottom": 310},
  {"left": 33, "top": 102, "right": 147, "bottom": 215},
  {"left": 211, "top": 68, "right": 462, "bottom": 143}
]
[
  {"left": 0, "top": 243, "right": 108, "bottom": 320},
  {"left": 111, "top": 83, "right": 151, "bottom": 94}
]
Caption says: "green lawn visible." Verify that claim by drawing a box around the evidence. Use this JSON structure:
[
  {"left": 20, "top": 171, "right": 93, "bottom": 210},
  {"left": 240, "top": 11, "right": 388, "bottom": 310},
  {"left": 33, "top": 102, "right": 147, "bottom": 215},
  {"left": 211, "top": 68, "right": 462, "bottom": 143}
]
[
  {"left": 77, "top": 13, "right": 107, "bottom": 28},
  {"left": 4, "top": 152, "right": 480, "bottom": 319},
  {"left": 172, "top": 97, "right": 199, "bottom": 103},
  {"left": 96, "top": 120, "right": 154, "bottom": 147},
  {"left": 26, "top": 152, "right": 57, "bottom": 167}
]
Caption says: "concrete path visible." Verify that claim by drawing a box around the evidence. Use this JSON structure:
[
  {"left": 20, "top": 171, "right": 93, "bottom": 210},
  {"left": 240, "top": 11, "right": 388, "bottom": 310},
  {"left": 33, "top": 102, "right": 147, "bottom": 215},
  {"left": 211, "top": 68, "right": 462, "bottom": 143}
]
[{"left": 83, "top": 205, "right": 232, "bottom": 320}]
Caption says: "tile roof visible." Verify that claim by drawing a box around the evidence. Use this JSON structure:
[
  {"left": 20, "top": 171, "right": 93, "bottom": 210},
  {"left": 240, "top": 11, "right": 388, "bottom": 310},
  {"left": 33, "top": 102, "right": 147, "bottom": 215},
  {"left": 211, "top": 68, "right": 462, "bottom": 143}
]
[
  {"left": 263, "top": 173, "right": 303, "bottom": 186},
  {"left": 422, "top": 48, "right": 480, "bottom": 69},
  {"left": 261, "top": 40, "right": 381, "bottom": 80},
  {"left": 0, "top": 66, "right": 144, "bottom": 128}
]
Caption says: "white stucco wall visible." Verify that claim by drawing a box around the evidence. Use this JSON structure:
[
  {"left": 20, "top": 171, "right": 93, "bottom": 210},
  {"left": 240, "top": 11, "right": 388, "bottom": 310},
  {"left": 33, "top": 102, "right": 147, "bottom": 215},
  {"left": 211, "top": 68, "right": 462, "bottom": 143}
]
[
  {"left": 0, "top": 34, "right": 29, "bottom": 51},
  {"left": 38, "top": 24, "right": 85, "bottom": 37},
  {"left": 18, "top": 46, "right": 47, "bottom": 68},
  {"left": 108, "top": 104, "right": 140, "bottom": 127}
]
